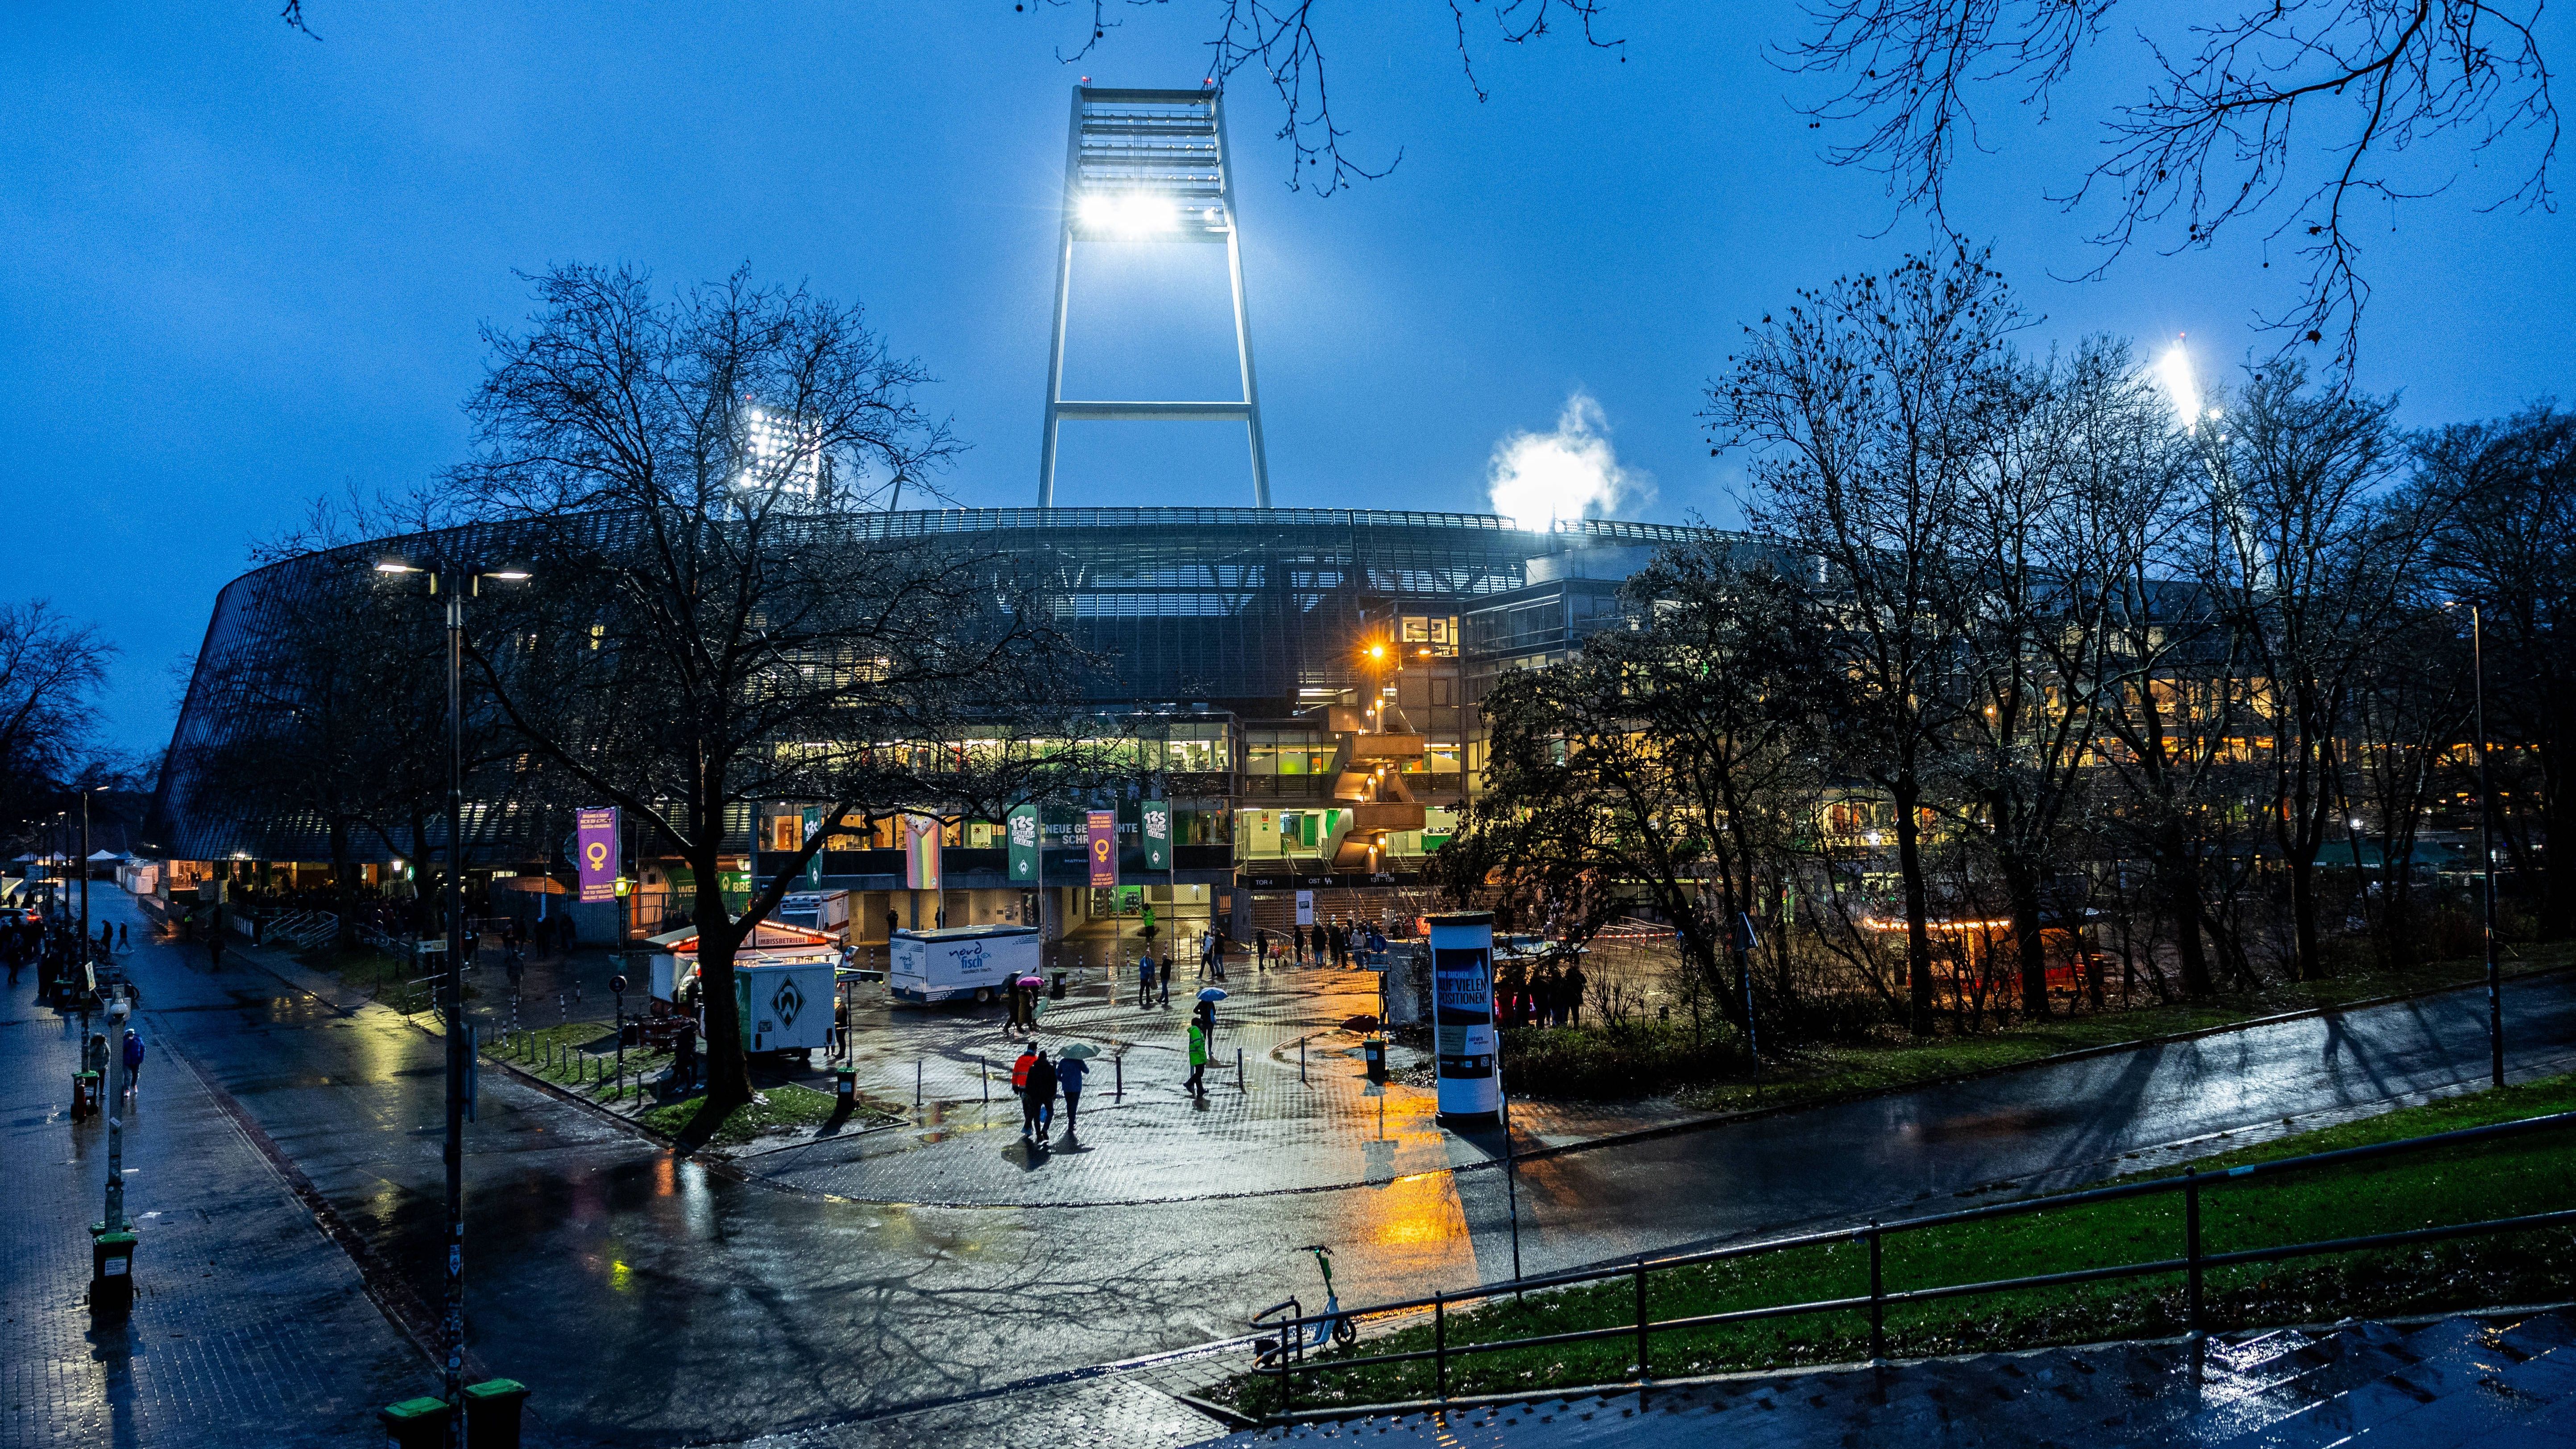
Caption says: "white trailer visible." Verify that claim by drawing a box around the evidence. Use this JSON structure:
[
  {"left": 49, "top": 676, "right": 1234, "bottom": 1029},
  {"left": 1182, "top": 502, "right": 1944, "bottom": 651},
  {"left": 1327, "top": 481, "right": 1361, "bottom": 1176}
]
[
  {"left": 776, "top": 890, "right": 851, "bottom": 937},
  {"left": 889, "top": 925, "right": 1039, "bottom": 1004},
  {"left": 733, "top": 958, "right": 837, "bottom": 1058}
]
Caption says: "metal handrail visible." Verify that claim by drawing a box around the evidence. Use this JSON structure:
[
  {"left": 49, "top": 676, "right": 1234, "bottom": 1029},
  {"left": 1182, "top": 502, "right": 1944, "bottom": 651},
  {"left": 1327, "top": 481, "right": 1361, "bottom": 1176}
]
[{"left": 1252, "top": 1108, "right": 2576, "bottom": 1413}]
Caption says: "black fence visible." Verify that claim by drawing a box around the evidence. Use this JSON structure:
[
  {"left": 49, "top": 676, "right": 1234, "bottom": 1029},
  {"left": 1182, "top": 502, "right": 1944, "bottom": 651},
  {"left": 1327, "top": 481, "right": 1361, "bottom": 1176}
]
[{"left": 1250, "top": 1109, "right": 2576, "bottom": 1422}]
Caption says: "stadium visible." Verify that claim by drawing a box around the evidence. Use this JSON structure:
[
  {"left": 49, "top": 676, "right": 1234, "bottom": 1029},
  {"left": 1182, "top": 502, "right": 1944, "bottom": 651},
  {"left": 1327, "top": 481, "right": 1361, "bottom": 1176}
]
[{"left": 145, "top": 86, "right": 1734, "bottom": 947}]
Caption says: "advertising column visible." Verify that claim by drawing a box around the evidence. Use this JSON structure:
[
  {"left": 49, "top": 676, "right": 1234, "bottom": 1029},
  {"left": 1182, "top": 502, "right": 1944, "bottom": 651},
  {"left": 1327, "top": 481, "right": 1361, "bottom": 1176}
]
[{"left": 1428, "top": 912, "right": 1501, "bottom": 1126}]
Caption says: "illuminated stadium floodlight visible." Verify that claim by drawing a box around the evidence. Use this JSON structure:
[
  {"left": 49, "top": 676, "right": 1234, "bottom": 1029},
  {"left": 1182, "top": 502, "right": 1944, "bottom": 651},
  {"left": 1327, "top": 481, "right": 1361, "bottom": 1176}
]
[
  {"left": 1040, "top": 86, "right": 1272, "bottom": 509},
  {"left": 740, "top": 403, "right": 822, "bottom": 497}
]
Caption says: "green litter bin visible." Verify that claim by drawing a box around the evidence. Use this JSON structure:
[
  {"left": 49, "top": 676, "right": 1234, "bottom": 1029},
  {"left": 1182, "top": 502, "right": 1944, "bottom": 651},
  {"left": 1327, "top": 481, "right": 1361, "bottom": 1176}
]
[
  {"left": 377, "top": 1395, "right": 451, "bottom": 1449},
  {"left": 463, "top": 1378, "right": 530, "bottom": 1448},
  {"left": 89, "top": 1230, "right": 137, "bottom": 1320}
]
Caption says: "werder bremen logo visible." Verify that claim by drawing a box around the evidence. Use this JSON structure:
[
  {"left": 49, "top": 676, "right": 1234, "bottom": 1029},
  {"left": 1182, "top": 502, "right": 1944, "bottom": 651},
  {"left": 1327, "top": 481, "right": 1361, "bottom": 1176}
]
[
  {"left": 1009, "top": 812, "right": 1038, "bottom": 878},
  {"left": 771, "top": 978, "right": 804, "bottom": 1029}
]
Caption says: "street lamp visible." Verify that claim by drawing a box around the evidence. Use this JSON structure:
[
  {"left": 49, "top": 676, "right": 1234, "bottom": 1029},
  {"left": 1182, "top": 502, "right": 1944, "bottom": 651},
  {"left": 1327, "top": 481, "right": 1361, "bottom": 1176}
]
[
  {"left": 373, "top": 555, "right": 531, "bottom": 1443},
  {"left": 2445, "top": 596, "right": 2504, "bottom": 1089}
]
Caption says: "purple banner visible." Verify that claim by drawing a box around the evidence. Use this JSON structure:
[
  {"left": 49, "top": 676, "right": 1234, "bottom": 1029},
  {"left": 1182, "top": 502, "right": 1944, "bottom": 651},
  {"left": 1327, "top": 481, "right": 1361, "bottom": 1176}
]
[
  {"left": 1085, "top": 810, "right": 1118, "bottom": 888},
  {"left": 576, "top": 807, "right": 619, "bottom": 904}
]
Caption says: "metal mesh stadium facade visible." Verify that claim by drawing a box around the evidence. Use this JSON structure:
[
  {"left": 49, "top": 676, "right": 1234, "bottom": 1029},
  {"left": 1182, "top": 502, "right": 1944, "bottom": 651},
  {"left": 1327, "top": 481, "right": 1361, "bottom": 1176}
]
[{"left": 149, "top": 506, "right": 1728, "bottom": 940}]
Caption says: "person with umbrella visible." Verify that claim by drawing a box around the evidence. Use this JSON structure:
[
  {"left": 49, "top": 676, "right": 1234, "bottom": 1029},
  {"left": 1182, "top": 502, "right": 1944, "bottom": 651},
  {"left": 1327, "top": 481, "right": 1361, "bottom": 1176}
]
[
  {"left": 1195, "top": 986, "right": 1226, "bottom": 1056},
  {"left": 1055, "top": 1042, "right": 1095, "bottom": 1138}
]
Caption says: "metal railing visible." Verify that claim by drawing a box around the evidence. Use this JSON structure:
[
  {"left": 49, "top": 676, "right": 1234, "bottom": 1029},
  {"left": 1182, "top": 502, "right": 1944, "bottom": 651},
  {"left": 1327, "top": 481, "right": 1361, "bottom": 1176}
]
[{"left": 1249, "top": 1109, "right": 2576, "bottom": 1421}]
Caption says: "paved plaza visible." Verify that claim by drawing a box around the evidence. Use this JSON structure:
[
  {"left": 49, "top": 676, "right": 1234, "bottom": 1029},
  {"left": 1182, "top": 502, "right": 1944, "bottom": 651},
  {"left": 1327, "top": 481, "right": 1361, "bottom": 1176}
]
[{"left": 8, "top": 884, "right": 2576, "bottom": 1446}]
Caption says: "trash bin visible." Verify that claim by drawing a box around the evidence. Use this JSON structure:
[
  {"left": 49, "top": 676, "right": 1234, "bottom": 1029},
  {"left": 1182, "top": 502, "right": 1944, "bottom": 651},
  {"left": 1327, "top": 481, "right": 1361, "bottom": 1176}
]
[
  {"left": 834, "top": 1068, "right": 856, "bottom": 1103},
  {"left": 1363, "top": 1035, "right": 1388, "bottom": 1084},
  {"left": 463, "top": 1377, "right": 531, "bottom": 1449},
  {"left": 377, "top": 1395, "right": 453, "bottom": 1449},
  {"left": 72, "top": 1071, "right": 100, "bottom": 1120},
  {"left": 1048, "top": 971, "right": 1067, "bottom": 1000},
  {"left": 89, "top": 1230, "right": 137, "bottom": 1320}
]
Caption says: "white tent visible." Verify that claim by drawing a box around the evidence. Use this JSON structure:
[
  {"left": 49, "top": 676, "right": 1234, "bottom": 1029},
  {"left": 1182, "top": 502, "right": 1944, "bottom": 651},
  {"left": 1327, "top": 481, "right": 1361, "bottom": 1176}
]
[{"left": 88, "top": 850, "right": 126, "bottom": 863}]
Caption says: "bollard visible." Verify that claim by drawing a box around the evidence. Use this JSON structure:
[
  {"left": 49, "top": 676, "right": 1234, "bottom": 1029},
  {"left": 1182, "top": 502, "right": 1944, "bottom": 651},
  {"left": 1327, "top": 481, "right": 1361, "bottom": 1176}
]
[
  {"left": 1300, "top": 1035, "right": 1307, "bottom": 1084},
  {"left": 1114, "top": 1052, "right": 1123, "bottom": 1102},
  {"left": 981, "top": 1056, "right": 989, "bottom": 1105},
  {"left": 915, "top": 1057, "right": 923, "bottom": 1107},
  {"left": 1237, "top": 1047, "right": 1245, "bottom": 1093}
]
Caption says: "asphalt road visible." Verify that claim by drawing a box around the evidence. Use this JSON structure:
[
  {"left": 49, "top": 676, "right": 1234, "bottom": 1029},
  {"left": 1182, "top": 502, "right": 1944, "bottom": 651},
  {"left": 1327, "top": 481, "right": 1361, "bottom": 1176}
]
[{"left": 86, "top": 889, "right": 2576, "bottom": 1447}]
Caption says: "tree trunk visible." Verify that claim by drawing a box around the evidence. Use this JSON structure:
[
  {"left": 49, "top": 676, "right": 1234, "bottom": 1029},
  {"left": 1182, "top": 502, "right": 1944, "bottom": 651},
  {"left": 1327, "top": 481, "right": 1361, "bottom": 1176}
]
[
  {"left": 2162, "top": 833, "right": 2214, "bottom": 999},
  {"left": 688, "top": 865, "right": 754, "bottom": 1125},
  {"left": 2289, "top": 852, "right": 2322, "bottom": 981},
  {"left": 2000, "top": 846, "right": 2049, "bottom": 1020},
  {"left": 2542, "top": 730, "right": 2573, "bottom": 940},
  {"left": 1892, "top": 770, "right": 1935, "bottom": 1035}
]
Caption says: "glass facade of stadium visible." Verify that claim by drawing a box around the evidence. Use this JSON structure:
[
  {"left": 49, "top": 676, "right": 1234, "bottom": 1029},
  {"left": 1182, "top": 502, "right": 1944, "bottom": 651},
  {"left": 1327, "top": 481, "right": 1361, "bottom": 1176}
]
[{"left": 147, "top": 506, "right": 1729, "bottom": 944}]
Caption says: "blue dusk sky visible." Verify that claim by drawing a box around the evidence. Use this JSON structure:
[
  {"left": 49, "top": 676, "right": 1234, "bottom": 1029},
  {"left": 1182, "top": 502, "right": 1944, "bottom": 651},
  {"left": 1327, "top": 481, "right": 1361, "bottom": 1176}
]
[{"left": 4, "top": 2, "right": 2569, "bottom": 753}]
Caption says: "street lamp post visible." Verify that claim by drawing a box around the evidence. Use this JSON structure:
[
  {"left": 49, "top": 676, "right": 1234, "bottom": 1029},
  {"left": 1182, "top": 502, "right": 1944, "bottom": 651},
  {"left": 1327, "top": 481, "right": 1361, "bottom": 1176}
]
[
  {"left": 375, "top": 558, "right": 528, "bottom": 1445},
  {"left": 2472, "top": 601, "right": 2502, "bottom": 1089}
]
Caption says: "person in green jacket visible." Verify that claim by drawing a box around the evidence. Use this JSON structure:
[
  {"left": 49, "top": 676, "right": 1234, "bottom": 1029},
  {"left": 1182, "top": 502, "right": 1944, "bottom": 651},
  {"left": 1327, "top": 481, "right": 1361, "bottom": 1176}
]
[{"left": 1185, "top": 1021, "right": 1209, "bottom": 1099}]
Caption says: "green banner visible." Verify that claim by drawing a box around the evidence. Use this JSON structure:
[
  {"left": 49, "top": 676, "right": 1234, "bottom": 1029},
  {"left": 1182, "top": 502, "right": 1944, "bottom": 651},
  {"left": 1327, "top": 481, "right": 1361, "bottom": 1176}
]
[
  {"left": 1006, "top": 805, "right": 1041, "bottom": 884},
  {"left": 1142, "top": 799, "right": 1171, "bottom": 873}
]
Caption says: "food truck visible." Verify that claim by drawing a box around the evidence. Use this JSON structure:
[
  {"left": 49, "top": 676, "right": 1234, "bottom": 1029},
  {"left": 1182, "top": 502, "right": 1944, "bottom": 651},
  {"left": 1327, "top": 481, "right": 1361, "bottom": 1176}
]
[
  {"left": 888, "top": 924, "right": 1040, "bottom": 1004},
  {"left": 775, "top": 890, "right": 851, "bottom": 936},
  {"left": 642, "top": 919, "right": 846, "bottom": 1060}
]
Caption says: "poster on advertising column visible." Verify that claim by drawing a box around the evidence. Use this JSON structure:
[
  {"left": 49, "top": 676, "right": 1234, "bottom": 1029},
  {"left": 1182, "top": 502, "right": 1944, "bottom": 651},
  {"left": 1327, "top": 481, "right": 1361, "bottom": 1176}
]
[
  {"left": 903, "top": 814, "right": 943, "bottom": 891},
  {"left": 1006, "top": 805, "right": 1040, "bottom": 884},
  {"left": 1428, "top": 912, "right": 1501, "bottom": 1124},
  {"left": 576, "top": 807, "right": 619, "bottom": 904},
  {"left": 1085, "top": 809, "right": 1118, "bottom": 887}
]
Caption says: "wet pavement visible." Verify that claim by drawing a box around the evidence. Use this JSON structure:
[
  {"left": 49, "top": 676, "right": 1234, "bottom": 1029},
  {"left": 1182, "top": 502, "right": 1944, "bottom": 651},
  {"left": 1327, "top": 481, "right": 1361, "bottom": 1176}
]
[
  {"left": 23, "top": 884, "right": 2576, "bottom": 1447},
  {"left": 0, "top": 935, "right": 425, "bottom": 1446},
  {"left": 1210, "top": 1312, "right": 2576, "bottom": 1447}
]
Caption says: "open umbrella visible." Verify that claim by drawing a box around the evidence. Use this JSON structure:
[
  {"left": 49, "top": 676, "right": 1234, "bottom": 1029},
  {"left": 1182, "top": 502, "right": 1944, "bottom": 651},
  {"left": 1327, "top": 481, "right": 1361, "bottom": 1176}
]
[
  {"left": 1015, "top": 975, "right": 1044, "bottom": 989},
  {"left": 1056, "top": 1042, "right": 1101, "bottom": 1060},
  {"left": 1197, "top": 987, "right": 1228, "bottom": 1002}
]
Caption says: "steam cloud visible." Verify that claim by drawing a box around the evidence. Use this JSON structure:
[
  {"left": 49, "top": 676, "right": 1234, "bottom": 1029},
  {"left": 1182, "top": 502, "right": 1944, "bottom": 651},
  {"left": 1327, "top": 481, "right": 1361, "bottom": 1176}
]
[{"left": 1486, "top": 390, "right": 1642, "bottom": 530}]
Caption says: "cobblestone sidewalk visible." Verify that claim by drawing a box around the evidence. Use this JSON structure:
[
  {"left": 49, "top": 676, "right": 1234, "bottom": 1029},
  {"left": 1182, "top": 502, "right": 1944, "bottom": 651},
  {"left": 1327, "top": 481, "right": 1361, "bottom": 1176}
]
[{"left": 0, "top": 959, "right": 427, "bottom": 1448}]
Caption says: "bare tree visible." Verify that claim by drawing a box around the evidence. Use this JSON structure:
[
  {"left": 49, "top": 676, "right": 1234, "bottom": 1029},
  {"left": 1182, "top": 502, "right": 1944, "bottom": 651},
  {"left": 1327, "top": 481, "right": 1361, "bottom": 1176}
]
[
  {"left": 442, "top": 262, "right": 1082, "bottom": 1136},
  {"left": 2419, "top": 404, "right": 2576, "bottom": 940},
  {"left": 1788, "top": 0, "right": 2556, "bottom": 369},
  {"left": 0, "top": 601, "right": 118, "bottom": 837},
  {"left": 1710, "top": 246, "right": 2021, "bottom": 1034},
  {"left": 2212, "top": 364, "right": 2435, "bottom": 979}
]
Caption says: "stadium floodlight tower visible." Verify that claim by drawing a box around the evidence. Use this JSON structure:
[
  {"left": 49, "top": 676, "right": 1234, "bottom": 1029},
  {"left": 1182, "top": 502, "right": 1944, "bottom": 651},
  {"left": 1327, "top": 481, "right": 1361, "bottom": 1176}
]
[{"left": 1040, "top": 85, "right": 1272, "bottom": 508}]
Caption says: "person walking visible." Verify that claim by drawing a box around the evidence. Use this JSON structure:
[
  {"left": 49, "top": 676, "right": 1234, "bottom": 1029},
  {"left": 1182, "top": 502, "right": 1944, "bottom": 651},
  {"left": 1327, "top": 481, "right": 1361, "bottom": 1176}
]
[
  {"left": 1013, "top": 1044, "right": 1042, "bottom": 1140},
  {"left": 1193, "top": 995, "right": 1216, "bottom": 1049},
  {"left": 1156, "top": 952, "right": 1172, "bottom": 1008},
  {"left": 1563, "top": 960, "right": 1588, "bottom": 1026},
  {"left": 1025, "top": 1048, "right": 1059, "bottom": 1143},
  {"left": 116, "top": 922, "right": 128, "bottom": 952},
  {"left": 504, "top": 939, "right": 526, "bottom": 1001},
  {"left": 1184, "top": 1020, "right": 1209, "bottom": 1100},
  {"left": 1198, "top": 928, "right": 1215, "bottom": 981},
  {"left": 1056, "top": 1050, "right": 1087, "bottom": 1138},
  {"left": 121, "top": 1026, "right": 144, "bottom": 1095},
  {"left": 1255, "top": 932, "right": 1269, "bottom": 973},
  {"left": 1135, "top": 954, "right": 1156, "bottom": 1009}
]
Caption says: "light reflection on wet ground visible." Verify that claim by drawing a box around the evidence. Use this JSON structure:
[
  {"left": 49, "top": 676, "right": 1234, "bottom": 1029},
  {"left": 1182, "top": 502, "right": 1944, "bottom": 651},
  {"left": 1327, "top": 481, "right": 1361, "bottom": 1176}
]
[{"left": 82, "top": 889, "right": 2576, "bottom": 1446}]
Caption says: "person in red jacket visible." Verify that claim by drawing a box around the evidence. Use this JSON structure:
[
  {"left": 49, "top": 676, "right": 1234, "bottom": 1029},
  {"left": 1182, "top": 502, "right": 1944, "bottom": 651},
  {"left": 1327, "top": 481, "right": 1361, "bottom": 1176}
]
[{"left": 1013, "top": 1045, "right": 1040, "bottom": 1139}]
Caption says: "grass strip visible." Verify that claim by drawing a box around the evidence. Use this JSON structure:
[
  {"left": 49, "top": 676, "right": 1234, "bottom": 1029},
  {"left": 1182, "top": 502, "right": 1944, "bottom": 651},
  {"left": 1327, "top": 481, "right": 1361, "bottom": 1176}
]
[
  {"left": 1221, "top": 1073, "right": 2576, "bottom": 1415},
  {"left": 638, "top": 1084, "right": 847, "bottom": 1146}
]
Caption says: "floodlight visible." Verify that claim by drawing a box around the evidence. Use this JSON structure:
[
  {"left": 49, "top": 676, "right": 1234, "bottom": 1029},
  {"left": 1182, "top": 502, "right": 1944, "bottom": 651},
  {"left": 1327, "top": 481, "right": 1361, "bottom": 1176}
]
[
  {"left": 375, "top": 561, "right": 423, "bottom": 574},
  {"left": 1040, "top": 85, "right": 1271, "bottom": 507},
  {"left": 2157, "top": 342, "right": 2201, "bottom": 433},
  {"left": 486, "top": 570, "right": 531, "bottom": 582}
]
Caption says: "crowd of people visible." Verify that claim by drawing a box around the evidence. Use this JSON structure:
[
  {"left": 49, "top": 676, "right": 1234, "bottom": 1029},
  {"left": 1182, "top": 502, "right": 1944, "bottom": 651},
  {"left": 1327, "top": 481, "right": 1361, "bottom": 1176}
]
[{"left": 1495, "top": 956, "right": 1590, "bottom": 1029}]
